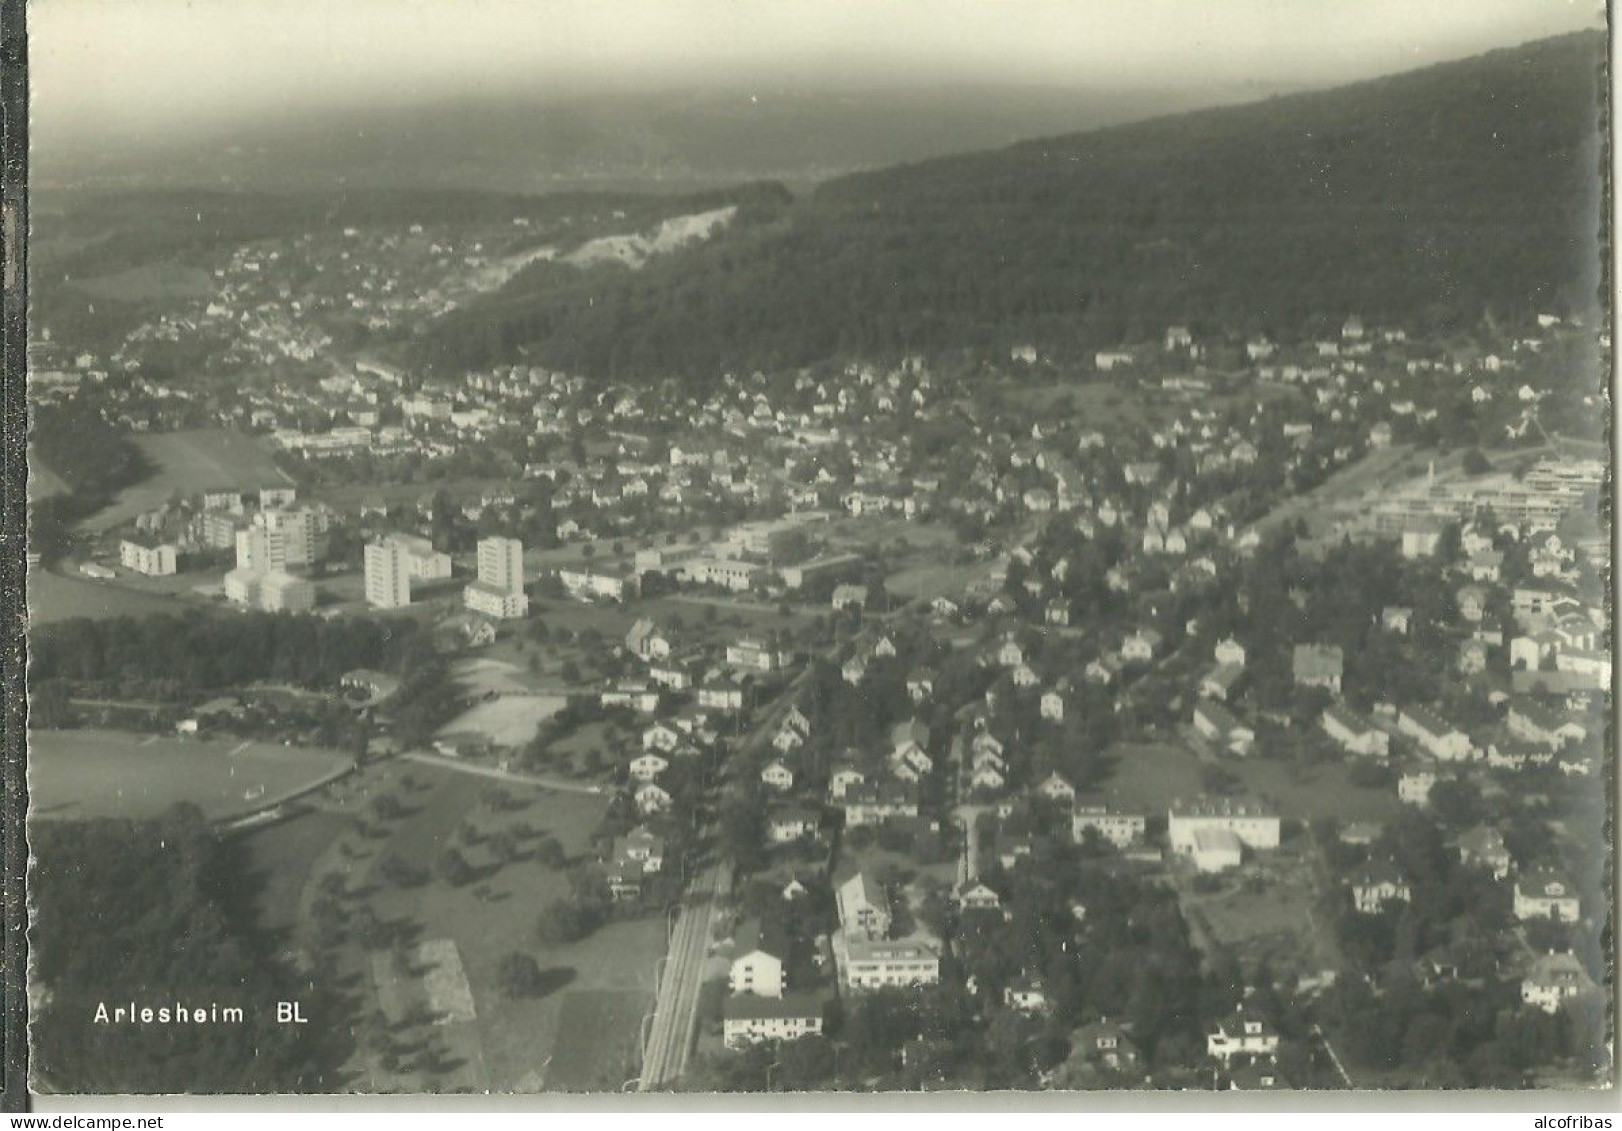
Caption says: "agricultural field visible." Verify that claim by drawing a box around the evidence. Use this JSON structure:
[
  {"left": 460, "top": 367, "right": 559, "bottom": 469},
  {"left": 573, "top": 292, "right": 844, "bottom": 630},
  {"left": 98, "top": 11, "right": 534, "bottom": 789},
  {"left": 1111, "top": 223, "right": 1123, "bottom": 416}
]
[
  {"left": 28, "top": 727, "right": 352, "bottom": 821},
  {"left": 81, "top": 428, "right": 293, "bottom": 532},
  {"left": 255, "top": 761, "right": 665, "bottom": 1093}
]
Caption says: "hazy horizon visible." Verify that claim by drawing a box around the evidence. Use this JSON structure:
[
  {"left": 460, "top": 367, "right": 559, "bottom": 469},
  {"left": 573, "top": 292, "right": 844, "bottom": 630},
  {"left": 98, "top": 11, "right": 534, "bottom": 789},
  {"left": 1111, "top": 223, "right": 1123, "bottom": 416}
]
[{"left": 33, "top": 0, "right": 1602, "bottom": 152}]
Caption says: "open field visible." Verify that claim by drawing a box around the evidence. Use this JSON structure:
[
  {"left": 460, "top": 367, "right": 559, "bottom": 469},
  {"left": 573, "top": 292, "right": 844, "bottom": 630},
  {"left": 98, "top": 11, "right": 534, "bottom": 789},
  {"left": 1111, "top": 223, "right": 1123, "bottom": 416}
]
[
  {"left": 1249, "top": 443, "right": 1420, "bottom": 540},
  {"left": 29, "top": 568, "right": 201, "bottom": 624},
  {"left": 257, "top": 760, "right": 664, "bottom": 1092},
  {"left": 81, "top": 428, "right": 292, "bottom": 532},
  {"left": 70, "top": 262, "right": 216, "bottom": 303},
  {"left": 437, "top": 694, "right": 567, "bottom": 749},
  {"left": 29, "top": 728, "right": 352, "bottom": 821},
  {"left": 1100, "top": 739, "right": 1401, "bottom": 824},
  {"left": 545, "top": 989, "right": 650, "bottom": 1091},
  {"left": 886, "top": 560, "right": 993, "bottom": 602}
]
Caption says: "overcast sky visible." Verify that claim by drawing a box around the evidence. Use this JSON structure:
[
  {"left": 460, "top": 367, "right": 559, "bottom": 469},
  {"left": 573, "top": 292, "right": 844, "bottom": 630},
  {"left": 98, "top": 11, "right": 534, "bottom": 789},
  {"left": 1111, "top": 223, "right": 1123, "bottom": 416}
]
[{"left": 32, "top": 0, "right": 1604, "bottom": 146}]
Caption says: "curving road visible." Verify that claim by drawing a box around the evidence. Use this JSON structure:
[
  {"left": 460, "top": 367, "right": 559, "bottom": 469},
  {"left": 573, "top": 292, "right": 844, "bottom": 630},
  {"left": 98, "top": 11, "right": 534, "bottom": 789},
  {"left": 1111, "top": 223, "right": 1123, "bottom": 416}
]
[{"left": 638, "top": 860, "right": 730, "bottom": 1091}]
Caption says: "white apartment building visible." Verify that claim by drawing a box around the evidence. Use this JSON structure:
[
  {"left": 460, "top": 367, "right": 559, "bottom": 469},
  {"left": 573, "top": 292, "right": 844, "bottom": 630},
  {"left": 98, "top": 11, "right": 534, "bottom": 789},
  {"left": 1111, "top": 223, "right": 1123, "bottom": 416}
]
[
  {"left": 119, "top": 540, "right": 177, "bottom": 576},
  {"left": 464, "top": 580, "right": 528, "bottom": 619},
  {"left": 261, "top": 570, "right": 315, "bottom": 613},
  {"left": 1167, "top": 799, "right": 1281, "bottom": 855},
  {"left": 721, "top": 996, "right": 823, "bottom": 1047},
  {"left": 842, "top": 938, "right": 941, "bottom": 991},
  {"left": 1072, "top": 806, "right": 1147, "bottom": 849},
  {"left": 477, "top": 535, "right": 524, "bottom": 592},
  {"left": 364, "top": 539, "right": 412, "bottom": 609}
]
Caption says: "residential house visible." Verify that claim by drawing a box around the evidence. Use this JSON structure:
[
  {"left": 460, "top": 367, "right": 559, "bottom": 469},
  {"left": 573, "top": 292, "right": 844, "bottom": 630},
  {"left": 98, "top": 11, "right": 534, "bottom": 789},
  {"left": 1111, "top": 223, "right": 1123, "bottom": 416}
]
[
  {"left": 634, "top": 782, "right": 672, "bottom": 816},
  {"left": 1193, "top": 700, "right": 1256, "bottom": 756},
  {"left": 1397, "top": 705, "right": 1474, "bottom": 761},
  {"left": 1292, "top": 644, "right": 1344, "bottom": 694},
  {"left": 955, "top": 882, "right": 1003, "bottom": 913},
  {"left": 729, "top": 919, "right": 790, "bottom": 998},
  {"left": 1398, "top": 769, "right": 1438, "bottom": 806},
  {"left": 1455, "top": 825, "right": 1513, "bottom": 880},
  {"left": 1207, "top": 1006, "right": 1281, "bottom": 1064},
  {"left": 1382, "top": 607, "right": 1413, "bottom": 635},
  {"left": 629, "top": 752, "right": 669, "bottom": 782},
  {"left": 1514, "top": 870, "right": 1580, "bottom": 922},
  {"left": 1072, "top": 806, "right": 1146, "bottom": 849},
  {"left": 842, "top": 783, "right": 920, "bottom": 828},
  {"left": 1122, "top": 628, "right": 1163, "bottom": 664},
  {"left": 1521, "top": 952, "right": 1593, "bottom": 1014},
  {"left": 1320, "top": 703, "right": 1390, "bottom": 758},
  {"left": 841, "top": 938, "right": 940, "bottom": 991},
  {"left": 1065, "top": 1021, "right": 1142, "bottom": 1076},
  {"left": 836, "top": 871, "right": 892, "bottom": 940},
  {"left": 1168, "top": 799, "right": 1280, "bottom": 855},
  {"left": 1200, "top": 664, "right": 1245, "bottom": 702},
  {"left": 722, "top": 995, "right": 824, "bottom": 1047},
  {"left": 1005, "top": 976, "right": 1049, "bottom": 1014},
  {"left": 828, "top": 763, "right": 867, "bottom": 801},
  {"left": 1508, "top": 702, "right": 1585, "bottom": 750},
  {"left": 768, "top": 807, "right": 820, "bottom": 844},
  {"left": 1350, "top": 863, "right": 1412, "bottom": 913},
  {"left": 1037, "top": 773, "right": 1076, "bottom": 804},
  {"left": 761, "top": 760, "right": 796, "bottom": 792}
]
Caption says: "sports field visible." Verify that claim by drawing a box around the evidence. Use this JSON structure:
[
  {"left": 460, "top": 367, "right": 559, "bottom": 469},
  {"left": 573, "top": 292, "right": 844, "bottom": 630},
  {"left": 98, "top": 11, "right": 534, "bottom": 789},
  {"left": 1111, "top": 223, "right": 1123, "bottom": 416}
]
[
  {"left": 81, "top": 428, "right": 292, "bottom": 532},
  {"left": 28, "top": 728, "right": 352, "bottom": 821}
]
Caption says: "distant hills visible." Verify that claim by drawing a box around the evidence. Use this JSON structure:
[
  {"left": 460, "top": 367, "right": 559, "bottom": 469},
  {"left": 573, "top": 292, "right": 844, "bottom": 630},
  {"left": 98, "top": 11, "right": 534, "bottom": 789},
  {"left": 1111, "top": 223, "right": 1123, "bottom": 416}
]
[
  {"left": 416, "top": 32, "right": 1606, "bottom": 380},
  {"left": 38, "top": 84, "right": 1252, "bottom": 194}
]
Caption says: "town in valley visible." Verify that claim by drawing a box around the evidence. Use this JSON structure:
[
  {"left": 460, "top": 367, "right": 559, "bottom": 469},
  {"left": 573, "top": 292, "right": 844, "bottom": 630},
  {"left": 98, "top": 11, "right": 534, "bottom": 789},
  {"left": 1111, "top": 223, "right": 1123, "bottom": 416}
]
[{"left": 24, "top": 19, "right": 1611, "bottom": 1098}]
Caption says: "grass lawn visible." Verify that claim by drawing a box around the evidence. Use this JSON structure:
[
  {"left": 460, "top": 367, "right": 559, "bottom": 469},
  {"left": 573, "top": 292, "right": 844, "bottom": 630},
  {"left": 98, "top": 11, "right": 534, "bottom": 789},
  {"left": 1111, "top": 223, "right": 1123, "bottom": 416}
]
[
  {"left": 1096, "top": 741, "right": 1210, "bottom": 814},
  {"left": 1226, "top": 757, "right": 1403, "bottom": 824},
  {"left": 28, "top": 728, "right": 352, "bottom": 822},
  {"left": 81, "top": 428, "right": 292, "bottom": 532},
  {"left": 1100, "top": 739, "right": 1401, "bottom": 824},
  {"left": 29, "top": 568, "right": 201, "bottom": 624},
  {"left": 886, "top": 560, "right": 993, "bottom": 602}
]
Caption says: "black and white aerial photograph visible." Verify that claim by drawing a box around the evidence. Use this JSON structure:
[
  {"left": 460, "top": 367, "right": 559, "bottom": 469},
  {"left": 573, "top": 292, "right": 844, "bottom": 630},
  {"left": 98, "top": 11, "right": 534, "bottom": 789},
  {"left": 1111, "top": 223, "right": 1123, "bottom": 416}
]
[{"left": 20, "top": 0, "right": 1613, "bottom": 1101}]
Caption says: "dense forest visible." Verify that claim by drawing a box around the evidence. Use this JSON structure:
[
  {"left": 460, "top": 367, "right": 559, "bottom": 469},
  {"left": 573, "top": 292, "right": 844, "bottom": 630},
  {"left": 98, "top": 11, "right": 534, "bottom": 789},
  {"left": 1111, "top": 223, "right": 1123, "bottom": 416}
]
[
  {"left": 28, "top": 402, "right": 152, "bottom": 562},
  {"left": 31, "top": 611, "right": 439, "bottom": 690},
  {"left": 30, "top": 808, "right": 345, "bottom": 1091},
  {"left": 419, "top": 32, "right": 1604, "bottom": 380}
]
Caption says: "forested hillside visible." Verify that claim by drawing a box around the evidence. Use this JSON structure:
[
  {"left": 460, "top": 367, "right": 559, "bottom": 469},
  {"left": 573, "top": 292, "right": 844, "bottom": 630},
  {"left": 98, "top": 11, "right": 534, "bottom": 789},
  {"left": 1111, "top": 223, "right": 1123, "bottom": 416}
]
[{"left": 418, "top": 32, "right": 1605, "bottom": 380}]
